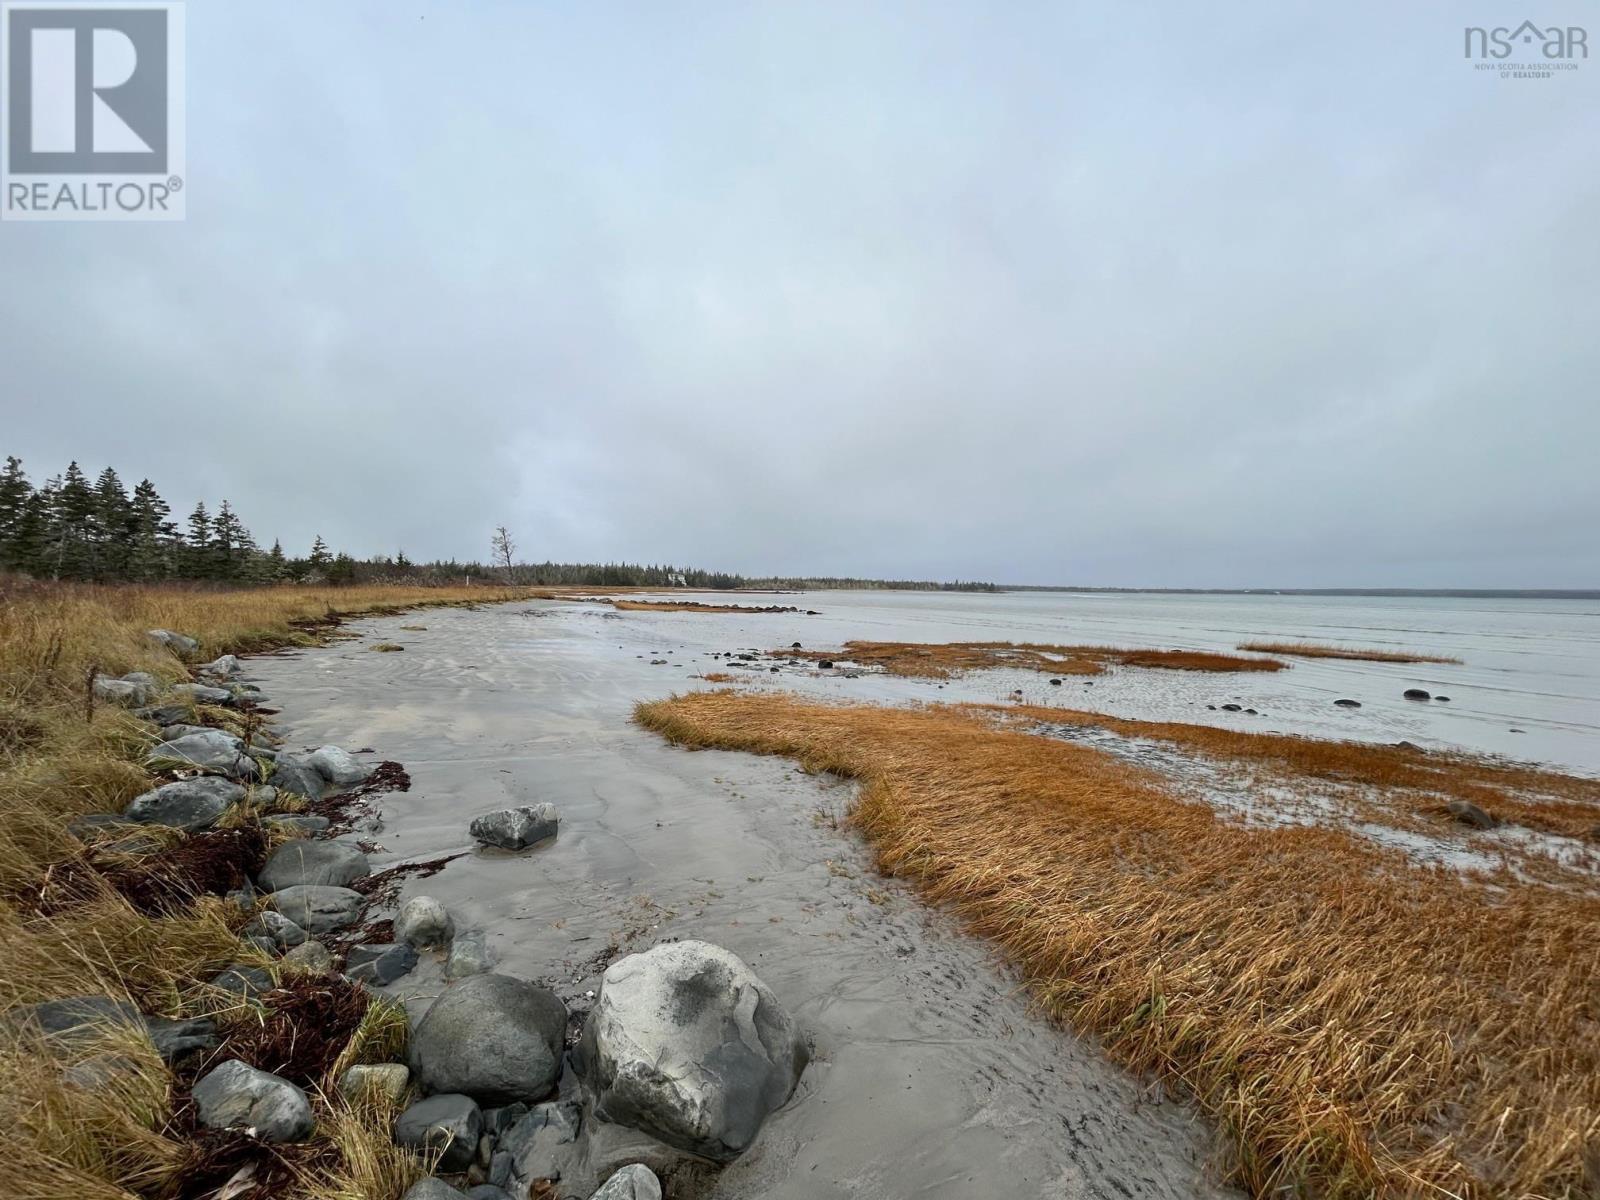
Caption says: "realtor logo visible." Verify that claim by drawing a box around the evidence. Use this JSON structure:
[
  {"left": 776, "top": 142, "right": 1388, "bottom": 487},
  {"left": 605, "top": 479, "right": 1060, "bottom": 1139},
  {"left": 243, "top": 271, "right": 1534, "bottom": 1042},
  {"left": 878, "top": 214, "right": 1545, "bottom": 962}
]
[
  {"left": 2, "top": 1, "right": 185, "bottom": 220},
  {"left": 1463, "top": 20, "right": 1588, "bottom": 79}
]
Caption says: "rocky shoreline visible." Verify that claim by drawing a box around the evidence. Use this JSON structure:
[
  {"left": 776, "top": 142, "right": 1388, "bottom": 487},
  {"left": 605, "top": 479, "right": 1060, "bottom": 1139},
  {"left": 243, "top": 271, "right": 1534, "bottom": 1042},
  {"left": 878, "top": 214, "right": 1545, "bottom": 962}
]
[{"left": 13, "top": 627, "right": 815, "bottom": 1200}]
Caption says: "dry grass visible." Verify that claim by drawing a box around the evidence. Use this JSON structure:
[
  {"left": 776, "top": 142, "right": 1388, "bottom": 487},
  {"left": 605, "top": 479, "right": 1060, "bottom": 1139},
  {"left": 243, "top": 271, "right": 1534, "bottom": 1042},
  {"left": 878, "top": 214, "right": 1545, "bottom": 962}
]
[
  {"left": 0, "top": 578, "right": 530, "bottom": 1200},
  {"left": 636, "top": 690, "right": 1600, "bottom": 1199},
  {"left": 789, "top": 640, "right": 1284, "bottom": 679},
  {"left": 1239, "top": 641, "right": 1462, "bottom": 665}
]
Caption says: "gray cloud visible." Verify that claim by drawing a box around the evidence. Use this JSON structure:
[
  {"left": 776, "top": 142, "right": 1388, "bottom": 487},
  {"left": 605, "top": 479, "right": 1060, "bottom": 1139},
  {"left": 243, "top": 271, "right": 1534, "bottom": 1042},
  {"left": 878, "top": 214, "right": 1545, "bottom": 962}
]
[{"left": 2, "top": 1, "right": 1595, "bottom": 586}]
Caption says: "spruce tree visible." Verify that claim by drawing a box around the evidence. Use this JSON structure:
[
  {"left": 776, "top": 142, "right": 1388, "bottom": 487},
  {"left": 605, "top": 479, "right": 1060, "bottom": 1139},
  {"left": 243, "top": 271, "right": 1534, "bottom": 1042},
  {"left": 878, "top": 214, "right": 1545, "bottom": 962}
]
[
  {"left": 127, "top": 479, "right": 174, "bottom": 580},
  {"left": 48, "top": 462, "right": 97, "bottom": 579},
  {"left": 0, "top": 456, "right": 33, "bottom": 569},
  {"left": 184, "top": 501, "right": 213, "bottom": 578},
  {"left": 92, "top": 466, "right": 131, "bottom": 579}
]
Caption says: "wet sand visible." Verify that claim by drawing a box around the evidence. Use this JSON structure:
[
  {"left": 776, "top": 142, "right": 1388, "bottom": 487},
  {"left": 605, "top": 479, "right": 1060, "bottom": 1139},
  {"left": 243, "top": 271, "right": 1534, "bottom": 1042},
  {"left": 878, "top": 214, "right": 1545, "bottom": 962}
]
[{"left": 246, "top": 601, "right": 1237, "bottom": 1199}]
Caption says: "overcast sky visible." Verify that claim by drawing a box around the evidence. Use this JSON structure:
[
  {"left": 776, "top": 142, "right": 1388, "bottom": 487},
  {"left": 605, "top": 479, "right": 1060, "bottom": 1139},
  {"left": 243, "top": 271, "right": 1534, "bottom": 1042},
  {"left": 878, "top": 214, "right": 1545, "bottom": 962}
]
[{"left": 2, "top": 2, "right": 1595, "bottom": 587}]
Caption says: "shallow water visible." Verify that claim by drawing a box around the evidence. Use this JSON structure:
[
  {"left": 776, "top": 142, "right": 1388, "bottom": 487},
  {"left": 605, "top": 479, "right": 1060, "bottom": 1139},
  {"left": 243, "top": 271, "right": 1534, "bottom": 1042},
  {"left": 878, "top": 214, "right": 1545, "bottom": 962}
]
[
  {"left": 243, "top": 589, "right": 1597, "bottom": 1197},
  {"left": 247, "top": 599, "right": 1240, "bottom": 1199}
]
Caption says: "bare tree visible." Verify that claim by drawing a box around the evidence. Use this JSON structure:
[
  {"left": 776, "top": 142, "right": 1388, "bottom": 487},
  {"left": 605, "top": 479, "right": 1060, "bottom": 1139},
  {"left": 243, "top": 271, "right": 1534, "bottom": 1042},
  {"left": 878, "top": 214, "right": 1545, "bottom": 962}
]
[{"left": 490, "top": 525, "right": 516, "bottom": 580}]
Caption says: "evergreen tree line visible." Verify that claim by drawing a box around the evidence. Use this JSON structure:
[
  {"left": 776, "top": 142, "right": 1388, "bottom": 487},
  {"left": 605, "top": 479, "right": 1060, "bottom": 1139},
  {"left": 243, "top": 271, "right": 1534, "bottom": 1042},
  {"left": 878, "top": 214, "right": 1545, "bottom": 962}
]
[{"left": 0, "top": 456, "right": 996, "bottom": 591}]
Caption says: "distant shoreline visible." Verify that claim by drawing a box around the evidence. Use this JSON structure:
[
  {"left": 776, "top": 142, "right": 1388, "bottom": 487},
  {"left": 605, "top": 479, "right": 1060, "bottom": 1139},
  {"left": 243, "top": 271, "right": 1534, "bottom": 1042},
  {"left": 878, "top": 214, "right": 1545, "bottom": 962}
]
[{"left": 1000, "top": 587, "right": 1600, "bottom": 600}]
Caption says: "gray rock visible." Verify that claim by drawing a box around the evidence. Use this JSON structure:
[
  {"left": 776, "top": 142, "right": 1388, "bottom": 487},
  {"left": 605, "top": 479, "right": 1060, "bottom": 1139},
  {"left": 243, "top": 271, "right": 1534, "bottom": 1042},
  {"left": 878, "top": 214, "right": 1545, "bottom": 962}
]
[
  {"left": 309, "top": 744, "right": 373, "bottom": 785},
  {"left": 257, "top": 840, "right": 370, "bottom": 892},
  {"left": 67, "top": 812, "right": 138, "bottom": 840},
  {"left": 410, "top": 974, "right": 567, "bottom": 1105},
  {"left": 502, "top": 1101, "right": 581, "bottom": 1183},
  {"left": 251, "top": 784, "right": 281, "bottom": 807},
  {"left": 147, "top": 628, "right": 199, "bottom": 655},
  {"left": 402, "top": 1180, "right": 467, "bottom": 1200},
  {"left": 282, "top": 940, "right": 335, "bottom": 973},
  {"left": 347, "top": 942, "right": 419, "bottom": 986},
  {"left": 134, "top": 702, "right": 193, "bottom": 726},
  {"left": 210, "top": 964, "right": 275, "bottom": 999},
  {"left": 145, "top": 1015, "right": 218, "bottom": 1062},
  {"left": 271, "top": 885, "right": 365, "bottom": 933},
  {"left": 338, "top": 1062, "right": 410, "bottom": 1104},
  {"left": 198, "top": 654, "right": 242, "bottom": 679},
  {"left": 1446, "top": 799, "right": 1497, "bottom": 830},
  {"left": 469, "top": 804, "right": 559, "bottom": 851},
  {"left": 397, "top": 896, "right": 454, "bottom": 950},
  {"left": 482, "top": 1102, "right": 529, "bottom": 1138},
  {"left": 446, "top": 932, "right": 494, "bottom": 980},
  {"left": 488, "top": 1152, "right": 513, "bottom": 1189},
  {"left": 1404, "top": 688, "right": 1432, "bottom": 701},
  {"left": 1333, "top": 698, "right": 1361, "bottom": 708},
  {"left": 246, "top": 743, "right": 278, "bottom": 762},
  {"left": 269, "top": 753, "right": 327, "bottom": 801},
  {"left": 4, "top": 994, "right": 142, "bottom": 1048},
  {"left": 395, "top": 1093, "right": 484, "bottom": 1172},
  {"left": 169, "top": 682, "right": 236, "bottom": 706},
  {"left": 576, "top": 939, "right": 808, "bottom": 1162},
  {"left": 124, "top": 777, "right": 245, "bottom": 832},
  {"left": 192, "top": 1058, "right": 314, "bottom": 1143},
  {"left": 590, "top": 1165, "right": 663, "bottom": 1200},
  {"left": 467, "top": 1189, "right": 513, "bottom": 1200},
  {"left": 266, "top": 814, "right": 330, "bottom": 836},
  {"left": 94, "top": 676, "right": 156, "bottom": 706},
  {"left": 242, "top": 910, "right": 308, "bottom": 948},
  {"left": 146, "top": 730, "right": 253, "bottom": 778},
  {"left": 63, "top": 1052, "right": 143, "bottom": 1089}
]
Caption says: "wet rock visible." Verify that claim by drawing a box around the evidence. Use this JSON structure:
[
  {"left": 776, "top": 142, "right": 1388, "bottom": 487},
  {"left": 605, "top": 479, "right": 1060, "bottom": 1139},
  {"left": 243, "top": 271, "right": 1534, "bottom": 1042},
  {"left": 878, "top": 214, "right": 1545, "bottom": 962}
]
[
  {"left": 1434, "top": 695, "right": 1451, "bottom": 702},
  {"left": 124, "top": 777, "right": 245, "bottom": 831},
  {"left": 576, "top": 939, "right": 808, "bottom": 1162},
  {"left": 590, "top": 1165, "right": 663, "bottom": 1200},
  {"left": 269, "top": 753, "right": 327, "bottom": 801},
  {"left": 94, "top": 676, "right": 156, "bottom": 706},
  {"left": 347, "top": 942, "right": 419, "bottom": 986},
  {"left": 145, "top": 1015, "right": 218, "bottom": 1063},
  {"left": 258, "top": 840, "right": 370, "bottom": 892},
  {"left": 170, "top": 682, "right": 237, "bottom": 706},
  {"left": 488, "top": 1152, "right": 513, "bottom": 1188},
  {"left": 134, "top": 702, "right": 192, "bottom": 726},
  {"left": 271, "top": 885, "right": 365, "bottom": 933},
  {"left": 309, "top": 744, "right": 373, "bottom": 786},
  {"left": 446, "top": 932, "right": 495, "bottom": 980},
  {"left": 282, "top": 940, "right": 335, "bottom": 973},
  {"left": 469, "top": 805, "right": 559, "bottom": 851},
  {"left": 339, "top": 1062, "right": 410, "bottom": 1104},
  {"left": 146, "top": 730, "right": 253, "bottom": 778},
  {"left": 397, "top": 896, "right": 455, "bottom": 950},
  {"left": 1334, "top": 699, "right": 1361, "bottom": 708},
  {"left": 147, "top": 628, "right": 199, "bottom": 655},
  {"left": 1219, "top": 703, "right": 1242, "bottom": 712},
  {"left": 402, "top": 1180, "right": 468, "bottom": 1200},
  {"left": 502, "top": 1100, "right": 581, "bottom": 1183},
  {"left": 1446, "top": 800, "right": 1497, "bottom": 830},
  {"left": 242, "top": 910, "right": 308, "bottom": 948},
  {"left": 482, "top": 1102, "right": 529, "bottom": 1138},
  {"left": 266, "top": 814, "right": 330, "bottom": 836},
  {"left": 410, "top": 973, "right": 566, "bottom": 1105},
  {"left": 192, "top": 1058, "right": 314, "bottom": 1143},
  {"left": 1048, "top": 677, "right": 1062, "bottom": 685},
  {"left": 1403, "top": 688, "right": 1431, "bottom": 701},
  {"left": 210, "top": 964, "right": 275, "bottom": 999},
  {"left": 396, "top": 1093, "right": 484, "bottom": 1172},
  {"left": 818, "top": 660, "right": 834, "bottom": 669},
  {"left": 198, "top": 654, "right": 241, "bottom": 679}
]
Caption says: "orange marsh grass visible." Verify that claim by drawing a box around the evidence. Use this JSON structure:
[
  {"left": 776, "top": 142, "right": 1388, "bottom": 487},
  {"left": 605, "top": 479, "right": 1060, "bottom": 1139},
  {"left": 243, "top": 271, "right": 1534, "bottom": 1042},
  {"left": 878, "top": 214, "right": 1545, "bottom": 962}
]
[
  {"left": 635, "top": 690, "right": 1600, "bottom": 1199},
  {"left": 1238, "top": 641, "right": 1462, "bottom": 665},
  {"left": 787, "top": 639, "right": 1284, "bottom": 678}
]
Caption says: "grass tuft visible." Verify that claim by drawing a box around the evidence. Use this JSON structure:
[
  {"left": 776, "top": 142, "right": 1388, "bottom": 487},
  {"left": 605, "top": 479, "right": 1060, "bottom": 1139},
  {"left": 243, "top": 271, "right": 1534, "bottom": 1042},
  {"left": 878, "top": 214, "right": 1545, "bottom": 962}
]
[{"left": 1238, "top": 641, "right": 1462, "bottom": 664}]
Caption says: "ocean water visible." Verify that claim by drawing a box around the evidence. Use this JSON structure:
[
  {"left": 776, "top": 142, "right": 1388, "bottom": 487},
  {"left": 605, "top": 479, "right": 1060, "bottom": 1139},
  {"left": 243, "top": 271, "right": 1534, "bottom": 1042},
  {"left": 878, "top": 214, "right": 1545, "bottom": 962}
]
[{"left": 609, "top": 589, "right": 1600, "bottom": 775}]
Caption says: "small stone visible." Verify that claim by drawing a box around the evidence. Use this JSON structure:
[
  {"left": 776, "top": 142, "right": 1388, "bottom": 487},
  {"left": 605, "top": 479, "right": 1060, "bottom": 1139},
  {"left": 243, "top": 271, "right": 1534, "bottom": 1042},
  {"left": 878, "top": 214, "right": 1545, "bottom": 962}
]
[
  {"left": 502, "top": 1101, "right": 581, "bottom": 1183},
  {"left": 169, "top": 682, "right": 237, "bottom": 706},
  {"left": 134, "top": 702, "right": 193, "bottom": 726},
  {"left": 1434, "top": 695, "right": 1451, "bottom": 702},
  {"left": 269, "top": 754, "right": 328, "bottom": 801},
  {"left": 257, "top": 840, "right": 370, "bottom": 892},
  {"left": 309, "top": 745, "right": 374, "bottom": 786},
  {"left": 338, "top": 1062, "right": 410, "bottom": 1104},
  {"left": 210, "top": 964, "right": 275, "bottom": 999},
  {"left": 469, "top": 805, "right": 559, "bottom": 851},
  {"left": 395, "top": 1093, "right": 484, "bottom": 1172},
  {"left": 94, "top": 676, "right": 156, "bottom": 706},
  {"left": 282, "top": 940, "right": 335, "bottom": 973},
  {"left": 590, "top": 1165, "right": 663, "bottom": 1200},
  {"left": 192, "top": 1058, "right": 314, "bottom": 1142},
  {"left": 124, "top": 777, "right": 246, "bottom": 832},
  {"left": 346, "top": 943, "right": 419, "bottom": 986},
  {"left": 1446, "top": 800, "right": 1497, "bottom": 830},
  {"left": 198, "top": 654, "right": 241, "bottom": 679},
  {"left": 243, "top": 911, "right": 308, "bottom": 948},
  {"left": 147, "top": 628, "right": 200, "bottom": 655},
  {"left": 446, "top": 932, "right": 494, "bottom": 980},
  {"left": 1334, "top": 699, "right": 1361, "bottom": 708},
  {"left": 146, "top": 730, "right": 253, "bottom": 778},
  {"left": 397, "top": 896, "right": 455, "bottom": 949},
  {"left": 145, "top": 1016, "right": 218, "bottom": 1063},
  {"left": 1220, "top": 703, "right": 1242, "bottom": 712},
  {"left": 266, "top": 814, "right": 330, "bottom": 837},
  {"left": 270, "top": 885, "right": 365, "bottom": 933},
  {"left": 1403, "top": 688, "right": 1432, "bottom": 701}
]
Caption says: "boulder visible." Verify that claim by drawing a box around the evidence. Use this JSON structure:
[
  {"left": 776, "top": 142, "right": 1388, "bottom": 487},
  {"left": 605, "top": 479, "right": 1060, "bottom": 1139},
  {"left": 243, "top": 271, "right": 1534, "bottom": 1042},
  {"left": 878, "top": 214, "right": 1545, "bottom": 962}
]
[
  {"left": 1446, "top": 799, "right": 1497, "bottom": 830},
  {"left": 146, "top": 730, "right": 253, "bottom": 778},
  {"left": 1333, "top": 698, "right": 1361, "bottom": 708},
  {"left": 210, "top": 964, "right": 275, "bottom": 999},
  {"left": 192, "top": 1059, "right": 314, "bottom": 1142},
  {"left": 270, "top": 885, "right": 365, "bottom": 933},
  {"left": 339, "top": 1062, "right": 410, "bottom": 1104},
  {"left": 446, "top": 932, "right": 495, "bottom": 980},
  {"left": 309, "top": 745, "right": 373, "bottom": 786},
  {"left": 501, "top": 1101, "right": 581, "bottom": 1184},
  {"left": 242, "top": 911, "right": 308, "bottom": 948},
  {"left": 576, "top": 939, "right": 807, "bottom": 1162},
  {"left": 4, "top": 995, "right": 142, "bottom": 1048},
  {"left": 591, "top": 1166, "right": 663, "bottom": 1200},
  {"left": 402, "top": 1181, "right": 468, "bottom": 1200},
  {"left": 282, "top": 940, "right": 335, "bottom": 973},
  {"left": 409, "top": 974, "right": 566, "bottom": 1105},
  {"left": 269, "top": 754, "right": 327, "bottom": 801},
  {"left": 266, "top": 814, "right": 330, "bottom": 837},
  {"left": 170, "top": 682, "right": 236, "bottom": 706},
  {"left": 347, "top": 943, "right": 419, "bottom": 986},
  {"left": 147, "top": 628, "right": 199, "bottom": 655},
  {"left": 397, "top": 896, "right": 455, "bottom": 949},
  {"left": 1404, "top": 688, "right": 1432, "bottom": 701},
  {"left": 124, "top": 777, "right": 245, "bottom": 831},
  {"left": 395, "top": 1093, "right": 484, "bottom": 1172},
  {"left": 257, "top": 840, "right": 370, "bottom": 892},
  {"left": 469, "top": 805, "right": 559, "bottom": 851},
  {"left": 198, "top": 654, "right": 241, "bottom": 679},
  {"left": 94, "top": 676, "right": 155, "bottom": 706}
]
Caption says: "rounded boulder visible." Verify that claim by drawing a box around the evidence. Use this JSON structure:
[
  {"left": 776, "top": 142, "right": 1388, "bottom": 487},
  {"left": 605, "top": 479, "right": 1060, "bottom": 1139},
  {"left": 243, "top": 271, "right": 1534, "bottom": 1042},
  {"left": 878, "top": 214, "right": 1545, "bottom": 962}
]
[{"left": 409, "top": 973, "right": 566, "bottom": 1105}]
